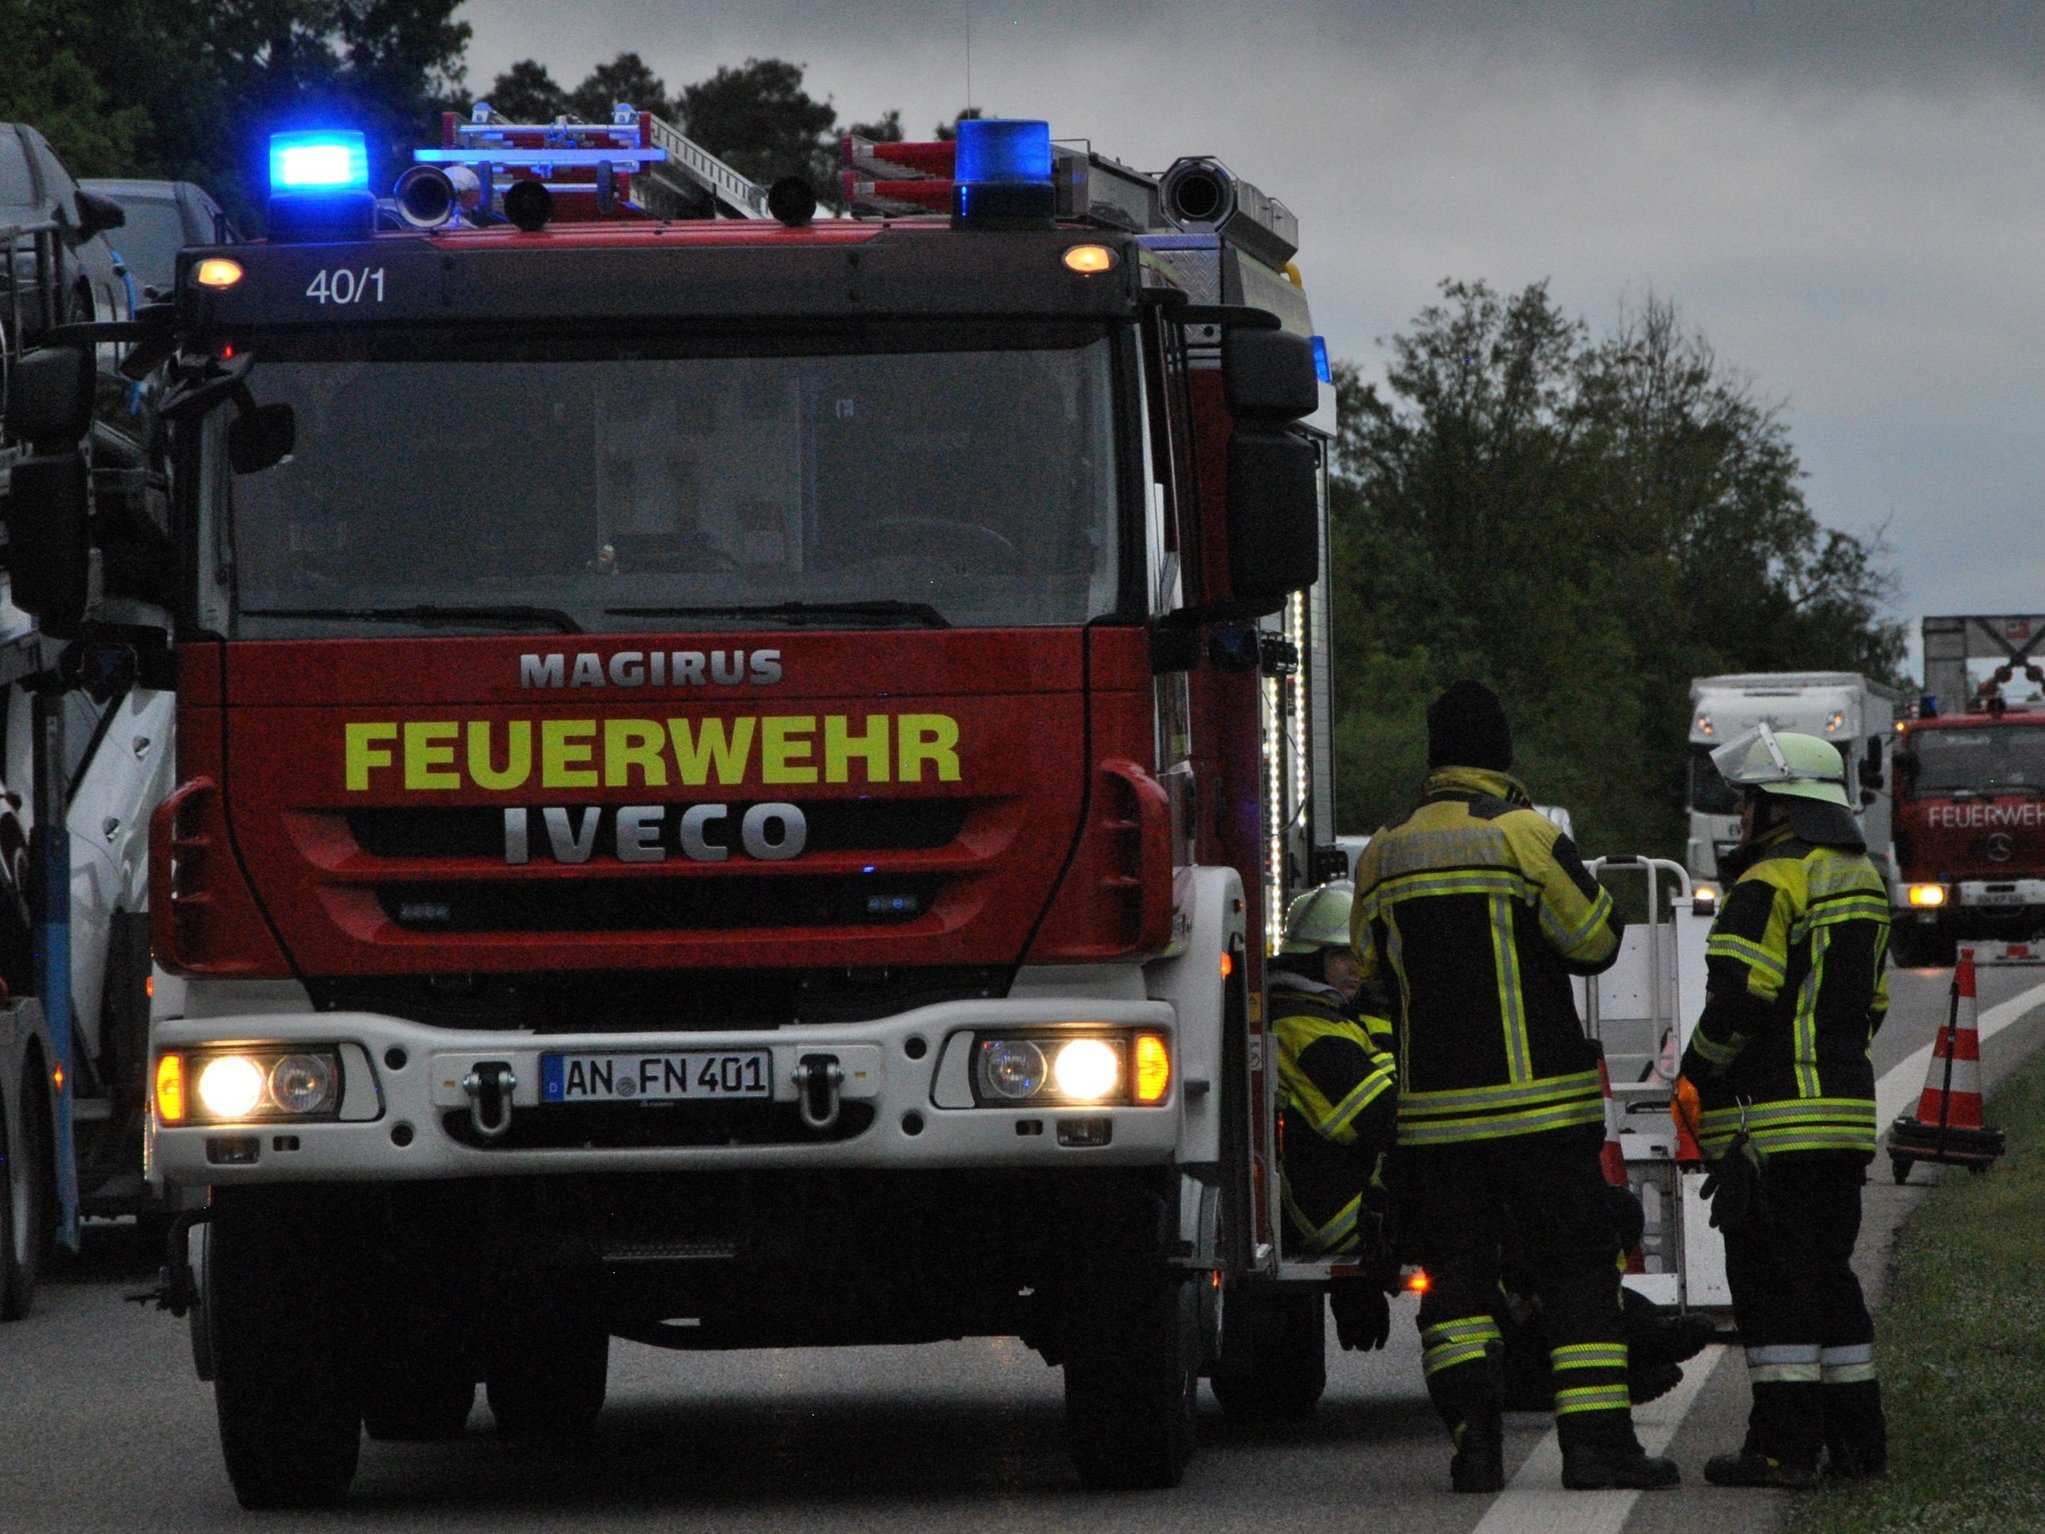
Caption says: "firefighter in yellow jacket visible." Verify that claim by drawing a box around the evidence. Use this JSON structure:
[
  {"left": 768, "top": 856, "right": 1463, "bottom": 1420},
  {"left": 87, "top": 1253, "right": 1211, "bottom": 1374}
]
[
  {"left": 1351, "top": 681, "right": 1679, "bottom": 1493},
  {"left": 1269, "top": 882, "right": 1399, "bottom": 1350},
  {"left": 1676, "top": 723, "right": 1889, "bottom": 1488}
]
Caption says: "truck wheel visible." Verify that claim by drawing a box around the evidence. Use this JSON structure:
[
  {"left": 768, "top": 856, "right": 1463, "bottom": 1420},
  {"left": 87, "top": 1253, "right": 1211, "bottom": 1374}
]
[
  {"left": 1062, "top": 1269, "right": 1199, "bottom": 1489},
  {"left": 1891, "top": 925, "right": 1955, "bottom": 969},
  {"left": 209, "top": 1188, "right": 362, "bottom": 1509},
  {"left": 0, "top": 1089, "right": 18, "bottom": 1321},
  {"left": 1, "top": 1063, "right": 54, "bottom": 1320},
  {"left": 486, "top": 1326, "right": 609, "bottom": 1437},
  {"left": 1891, "top": 1155, "right": 1914, "bottom": 1185},
  {"left": 1209, "top": 1287, "right": 1327, "bottom": 1420}
]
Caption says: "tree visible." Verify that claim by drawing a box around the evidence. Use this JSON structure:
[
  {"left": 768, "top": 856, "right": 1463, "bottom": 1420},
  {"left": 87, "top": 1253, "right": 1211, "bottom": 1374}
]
[
  {"left": 934, "top": 107, "right": 983, "bottom": 141},
  {"left": 567, "top": 51, "right": 671, "bottom": 125},
  {"left": 483, "top": 59, "right": 567, "bottom": 124},
  {"left": 1329, "top": 280, "right": 1902, "bottom": 856},
  {"left": 678, "top": 58, "right": 836, "bottom": 197},
  {"left": 846, "top": 109, "right": 902, "bottom": 142},
  {"left": 1, "top": 0, "right": 471, "bottom": 229}
]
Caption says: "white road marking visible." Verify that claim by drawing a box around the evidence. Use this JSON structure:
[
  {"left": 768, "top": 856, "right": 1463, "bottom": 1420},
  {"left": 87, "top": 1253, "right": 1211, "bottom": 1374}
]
[
  {"left": 1469, "top": 1347, "right": 1724, "bottom": 1532},
  {"left": 1471, "top": 974, "right": 2045, "bottom": 1533}
]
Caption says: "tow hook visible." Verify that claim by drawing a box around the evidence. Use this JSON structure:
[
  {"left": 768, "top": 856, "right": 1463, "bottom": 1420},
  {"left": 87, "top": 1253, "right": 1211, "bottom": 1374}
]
[
  {"left": 461, "top": 1061, "right": 517, "bottom": 1139},
  {"left": 792, "top": 1053, "right": 844, "bottom": 1132}
]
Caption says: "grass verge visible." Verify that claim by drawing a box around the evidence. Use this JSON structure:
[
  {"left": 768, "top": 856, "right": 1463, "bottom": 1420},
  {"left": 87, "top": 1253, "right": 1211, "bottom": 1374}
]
[{"left": 1787, "top": 1045, "right": 2045, "bottom": 1534}]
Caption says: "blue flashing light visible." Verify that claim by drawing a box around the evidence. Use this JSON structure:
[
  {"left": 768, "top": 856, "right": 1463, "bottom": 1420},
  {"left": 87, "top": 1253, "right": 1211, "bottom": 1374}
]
[
  {"left": 269, "top": 130, "right": 369, "bottom": 193},
  {"left": 954, "top": 119, "right": 1052, "bottom": 186},
  {"left": 1311, "top": 335, "right": 1332, "bottom": 385}
]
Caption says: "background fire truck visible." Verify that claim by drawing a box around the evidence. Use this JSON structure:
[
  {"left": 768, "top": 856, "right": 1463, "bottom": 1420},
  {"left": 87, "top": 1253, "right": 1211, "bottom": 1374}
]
[
  {"left": 8, "top": 107, "right": 1352, "bottom": 1504},
  {"left": 1892, "top": 614, "right": 2045, "bottom": 965}
]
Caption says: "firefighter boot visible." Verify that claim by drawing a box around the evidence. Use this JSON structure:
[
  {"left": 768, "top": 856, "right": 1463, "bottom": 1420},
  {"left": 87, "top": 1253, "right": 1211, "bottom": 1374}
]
[
  {"left": 1558, "top": 1414, "right": 1681, "bottom": 1491},
  {"left": 1821, "top": 1379, "right": 1888, "bottom": 1481},
  {"left": 1432, "top": 1352, "right": 1505, "bottom": 1494},
  {"left": 1707, "top": 1380, "right": 1821, "bottom": 1487}
]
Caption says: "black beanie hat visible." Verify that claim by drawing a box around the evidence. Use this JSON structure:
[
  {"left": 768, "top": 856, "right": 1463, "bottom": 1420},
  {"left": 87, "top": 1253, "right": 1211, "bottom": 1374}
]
[{"left": 1427, "top": 680, "right": 1513, "bottom": 771}]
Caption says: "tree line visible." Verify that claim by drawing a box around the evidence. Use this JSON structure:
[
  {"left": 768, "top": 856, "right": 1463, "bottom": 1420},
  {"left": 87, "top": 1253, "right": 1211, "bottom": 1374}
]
[
  {"left": 1, "top": 6, "right": 1905, "bottom": 856},
  {"left": 1329, "top": 280, "right": 1904, "bottom": 855}
]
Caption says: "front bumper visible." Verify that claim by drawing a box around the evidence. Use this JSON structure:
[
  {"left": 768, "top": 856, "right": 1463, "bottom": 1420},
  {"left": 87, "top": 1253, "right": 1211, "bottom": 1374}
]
[{"left": 152, "top": 996, "right": 1183, "bottom": 1185}]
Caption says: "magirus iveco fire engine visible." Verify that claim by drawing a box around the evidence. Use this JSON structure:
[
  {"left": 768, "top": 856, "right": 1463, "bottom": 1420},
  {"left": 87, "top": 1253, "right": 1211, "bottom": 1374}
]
[{"left": 15, "top": 105, "right": 1343, "bottom": 1505}]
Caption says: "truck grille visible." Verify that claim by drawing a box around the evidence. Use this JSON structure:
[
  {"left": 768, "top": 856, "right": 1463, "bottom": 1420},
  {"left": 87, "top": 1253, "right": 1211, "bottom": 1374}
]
[{"left": 376, "top": 873, "right": 944, "bottom": 934}]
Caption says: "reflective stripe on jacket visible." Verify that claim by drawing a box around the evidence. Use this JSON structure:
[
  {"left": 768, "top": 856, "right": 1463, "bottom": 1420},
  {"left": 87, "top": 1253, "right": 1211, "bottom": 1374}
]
[
  {"left": 1272, "top": 978, "right": 1397, "bottom": 1254},
  {"left": 1681, "top": 824, "right": 1890, "bottom": 1157},
  {"left": 1350, "top": 767, "right": 1623, "bottom": 1146}
]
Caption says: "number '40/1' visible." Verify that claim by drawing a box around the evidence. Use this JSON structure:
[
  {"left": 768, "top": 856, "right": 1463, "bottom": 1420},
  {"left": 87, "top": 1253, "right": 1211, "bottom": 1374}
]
[{"left": 306, "top": 267, "right": 385, "bottom": 305}]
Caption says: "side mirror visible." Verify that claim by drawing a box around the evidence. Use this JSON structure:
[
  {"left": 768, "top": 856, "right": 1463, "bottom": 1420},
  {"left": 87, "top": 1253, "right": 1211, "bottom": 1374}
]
[
  {"left": 1860, "top": 733, "right": 1884, "bottom": 791},
  {"left": 1891, "top": 748, "right": 1918, "bottom": 779},
  {"left": 73, "top": 188, "right": 126, "bottom": 241},
  {"left": 1226, "top": 428, "right": 1319, "bottom": 614},
  {"left": 3, "top": 452, "right": 94, "bottom": 637},
  {"left": 227, "top": 403, "right": 295, "bottom": 474},
  {"left": 1223, "top": 328, "right": 1319, "bottom": 422},
  {"left": 4, "top": 345, "right": 94, "bottom": 447}
]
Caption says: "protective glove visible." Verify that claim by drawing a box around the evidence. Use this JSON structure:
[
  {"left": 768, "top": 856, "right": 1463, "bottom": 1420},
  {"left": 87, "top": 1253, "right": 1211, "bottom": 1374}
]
[
  {"left": 1698, "top": 1130, "right": 1766, "bottom": 1232},
  {"left": 1329, "top": 1278, "right": 1392, "bottom": 1352},
  {"left": 1670, "top": 1074, "right": 1702, "bottom": 1138}
]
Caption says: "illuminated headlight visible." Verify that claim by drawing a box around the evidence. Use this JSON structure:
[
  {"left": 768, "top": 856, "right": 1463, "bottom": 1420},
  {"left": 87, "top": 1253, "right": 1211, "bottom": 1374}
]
[
  {"left": 1692, "top": 883, "right": 1719, "bottom": 914},
  {"left": 971, "top": 1031, "right": 1171, "bottom": 1107},
  {"left": 164, "top": 1048, "right": 344, "bottom": 1124},
  {"left": 1907, "top": 884, "right": 1948, "bottom": 909}
]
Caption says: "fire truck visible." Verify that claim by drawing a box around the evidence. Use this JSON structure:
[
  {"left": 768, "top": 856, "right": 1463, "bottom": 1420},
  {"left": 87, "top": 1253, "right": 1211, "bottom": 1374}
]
[
  {"left": 15, "top": 106, "right": 1342, "bottom": 1504},
  {"left": 1892, "top": 615, "right": 2045, "bottom": 965}
]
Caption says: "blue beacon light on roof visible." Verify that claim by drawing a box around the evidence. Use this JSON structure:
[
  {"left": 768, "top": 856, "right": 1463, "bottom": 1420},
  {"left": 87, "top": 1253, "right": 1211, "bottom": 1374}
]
[
  {"left": 952, "top": 119, "right": 1056, "bottom": 224},
  {"left": 268, "top": 130, "right": 370, "bottom": 193}
]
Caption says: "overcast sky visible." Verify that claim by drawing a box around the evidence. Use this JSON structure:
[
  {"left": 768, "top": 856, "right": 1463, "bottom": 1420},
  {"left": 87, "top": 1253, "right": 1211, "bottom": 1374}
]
[{"left": 458, "top": 1, "right": 2045, "bottom": 676}]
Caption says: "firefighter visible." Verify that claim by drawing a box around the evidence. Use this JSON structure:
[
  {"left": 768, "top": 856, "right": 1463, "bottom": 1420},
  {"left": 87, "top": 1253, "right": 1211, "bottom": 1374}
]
[
  {"left": 1269, "top": 882, "right": 1399, "bottom": 1350},
  {"left": 1350, "top": 681, "right": 1679, "bottom": 1493},
  {"left": 1675, "top": 724, "right": 1889, "bottom": 1488}
]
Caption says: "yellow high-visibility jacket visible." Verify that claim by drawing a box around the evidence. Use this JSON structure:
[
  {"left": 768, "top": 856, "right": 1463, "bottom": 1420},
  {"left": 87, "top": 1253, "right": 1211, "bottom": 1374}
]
[
  {"left": 1681, "top": 821, "right": 1890, "bottom": 1158},
  {"left": 1350, "top": 767, "right": 1622, "bottom": 1147},
  {"left": 1271, "top": 975, "right": 1397, "bottom": 1254}
]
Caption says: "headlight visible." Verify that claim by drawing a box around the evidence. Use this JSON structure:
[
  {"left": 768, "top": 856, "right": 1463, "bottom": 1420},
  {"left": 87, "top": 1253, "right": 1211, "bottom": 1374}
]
[
  {"left": 1907, "top": 884, "right": 1948, "bottom": 909},
  {"left": 970, "top": 1030, "right": 1170, "bottom": 1107},
  {"left": 165, "top": 1047, "right": 345, "bottom": 1124}
]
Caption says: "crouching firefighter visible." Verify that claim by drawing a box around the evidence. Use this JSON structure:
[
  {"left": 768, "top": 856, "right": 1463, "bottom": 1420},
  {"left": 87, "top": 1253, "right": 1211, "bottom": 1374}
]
[
  {"left": 1676, "top": 724, "right": 1889, "bottom": 1488},
  {"left": 1351, "top": 681, "right": 1681, "bottom": 1493},
  {"left": 1269, "top": 882, "right": 1399, "bottom": 1351}
]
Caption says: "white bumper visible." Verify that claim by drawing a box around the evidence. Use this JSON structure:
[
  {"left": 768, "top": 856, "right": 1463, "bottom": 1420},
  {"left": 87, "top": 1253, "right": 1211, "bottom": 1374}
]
[
  {"left": 153, "top": 996, "right": 1184, "bottom": 1185},
  {"left": 1953, "top": 878, "right": 2045, "bottom": 909}
]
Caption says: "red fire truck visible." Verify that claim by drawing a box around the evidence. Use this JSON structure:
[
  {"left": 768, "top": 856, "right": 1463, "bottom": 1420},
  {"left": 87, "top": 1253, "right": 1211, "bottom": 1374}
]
[
  {"left": 16, "top": 107, "right": 1344, "bottom": 1505},
  {"left": 1892, "top": 615, "right": 2045, "bottom": 964}
]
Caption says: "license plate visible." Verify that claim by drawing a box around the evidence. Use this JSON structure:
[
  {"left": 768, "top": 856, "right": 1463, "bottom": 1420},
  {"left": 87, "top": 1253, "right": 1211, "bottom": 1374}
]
[
  {"left": 1975, "top": 889, "right": 2023, "bottom": 906},
  {"left": 540, "top": 1050, "right": 772, "bottom": 1104}
]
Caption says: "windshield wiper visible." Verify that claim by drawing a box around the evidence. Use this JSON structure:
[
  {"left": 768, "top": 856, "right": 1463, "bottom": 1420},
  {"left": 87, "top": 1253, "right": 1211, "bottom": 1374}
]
[
  {"left": 243, "top": 604, "right": 583, "bottom": 634},
  {"left": 603, "top": 600, "right": 950, "bottom": 629}
]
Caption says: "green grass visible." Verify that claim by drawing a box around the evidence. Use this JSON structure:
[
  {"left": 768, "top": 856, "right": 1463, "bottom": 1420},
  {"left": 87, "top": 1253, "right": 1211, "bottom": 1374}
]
[{"left": 1788, "top": 1048, "right": 2045, "bottom": 1534}]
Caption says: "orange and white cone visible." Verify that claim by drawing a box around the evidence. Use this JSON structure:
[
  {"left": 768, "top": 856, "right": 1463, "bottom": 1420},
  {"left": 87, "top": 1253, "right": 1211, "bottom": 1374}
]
[
  {"left": 1596, "top": 1051, "right": 1644, "bottom": 1272},
  {"left": 1887, "top": 951, "right": 2006, "bottom": 1179}
]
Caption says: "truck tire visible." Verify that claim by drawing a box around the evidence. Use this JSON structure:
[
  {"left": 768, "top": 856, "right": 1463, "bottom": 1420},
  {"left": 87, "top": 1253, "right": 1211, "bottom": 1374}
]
[
  {"left": 1, "top": 1061, "right": 54, "bottom": 1320},
  {"left": 209, "top": 1187, "right": 362, "bottom": 1509},
  {"left": 1209, "top": 1287, "right": 1327, "bottom": 1420},
  {"left": 1890, "top": 924, "right": 1955, "bottom": 969},
  {"left": 1062, "top": 1269, "right": 1200, "bottom": 1489},
  {"left": 0, "top": 1088, "right": 19, "bottom": 1321},
  {"left": 486, "top": 1326, "right": 609, "bottom": 1437}
]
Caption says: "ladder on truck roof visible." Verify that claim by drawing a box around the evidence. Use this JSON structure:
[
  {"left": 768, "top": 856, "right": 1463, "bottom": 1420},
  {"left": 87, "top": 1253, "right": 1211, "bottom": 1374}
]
[{"left": 417, "top": 103, "right": 769, "bottom": 221}]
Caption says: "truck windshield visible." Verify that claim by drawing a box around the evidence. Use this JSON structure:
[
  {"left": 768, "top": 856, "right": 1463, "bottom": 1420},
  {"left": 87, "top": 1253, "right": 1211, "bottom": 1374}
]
[
  {"left": 1689, "top": 745, "right": 1742, "bottom": 814},
  {"left": 1909, "top": 725, "right": 2045, "bottom": 796},
  {"left": 218, "top": 326, "right": 1126, "bottom": 637}
]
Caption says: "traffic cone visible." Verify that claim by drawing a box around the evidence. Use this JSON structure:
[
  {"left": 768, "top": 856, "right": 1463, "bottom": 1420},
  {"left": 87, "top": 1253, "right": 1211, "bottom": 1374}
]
[{"left": 1886, "top": 952, "right": 2006, "bottom": 1181}]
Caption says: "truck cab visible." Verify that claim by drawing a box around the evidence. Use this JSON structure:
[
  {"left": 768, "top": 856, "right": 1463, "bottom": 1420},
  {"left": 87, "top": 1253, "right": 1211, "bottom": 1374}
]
[{"left": 71, "top": 114, "right": 1348, "bottom": 1505}]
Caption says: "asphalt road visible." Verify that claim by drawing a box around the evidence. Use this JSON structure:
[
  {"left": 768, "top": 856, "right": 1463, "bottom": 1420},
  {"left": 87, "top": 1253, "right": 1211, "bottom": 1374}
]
[{"left": 3, "top": 961, "right": 2040, "bottom": 1534}]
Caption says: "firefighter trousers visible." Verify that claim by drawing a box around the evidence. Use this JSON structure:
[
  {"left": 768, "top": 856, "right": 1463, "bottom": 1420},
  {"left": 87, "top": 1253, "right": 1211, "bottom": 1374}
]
[
  {"left": 1403, "top": 1128, "right": 1638, "bottom": 1450},
  {"left": 1721, "top": 1149, "right": 1885, "bottom": 1472}
]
